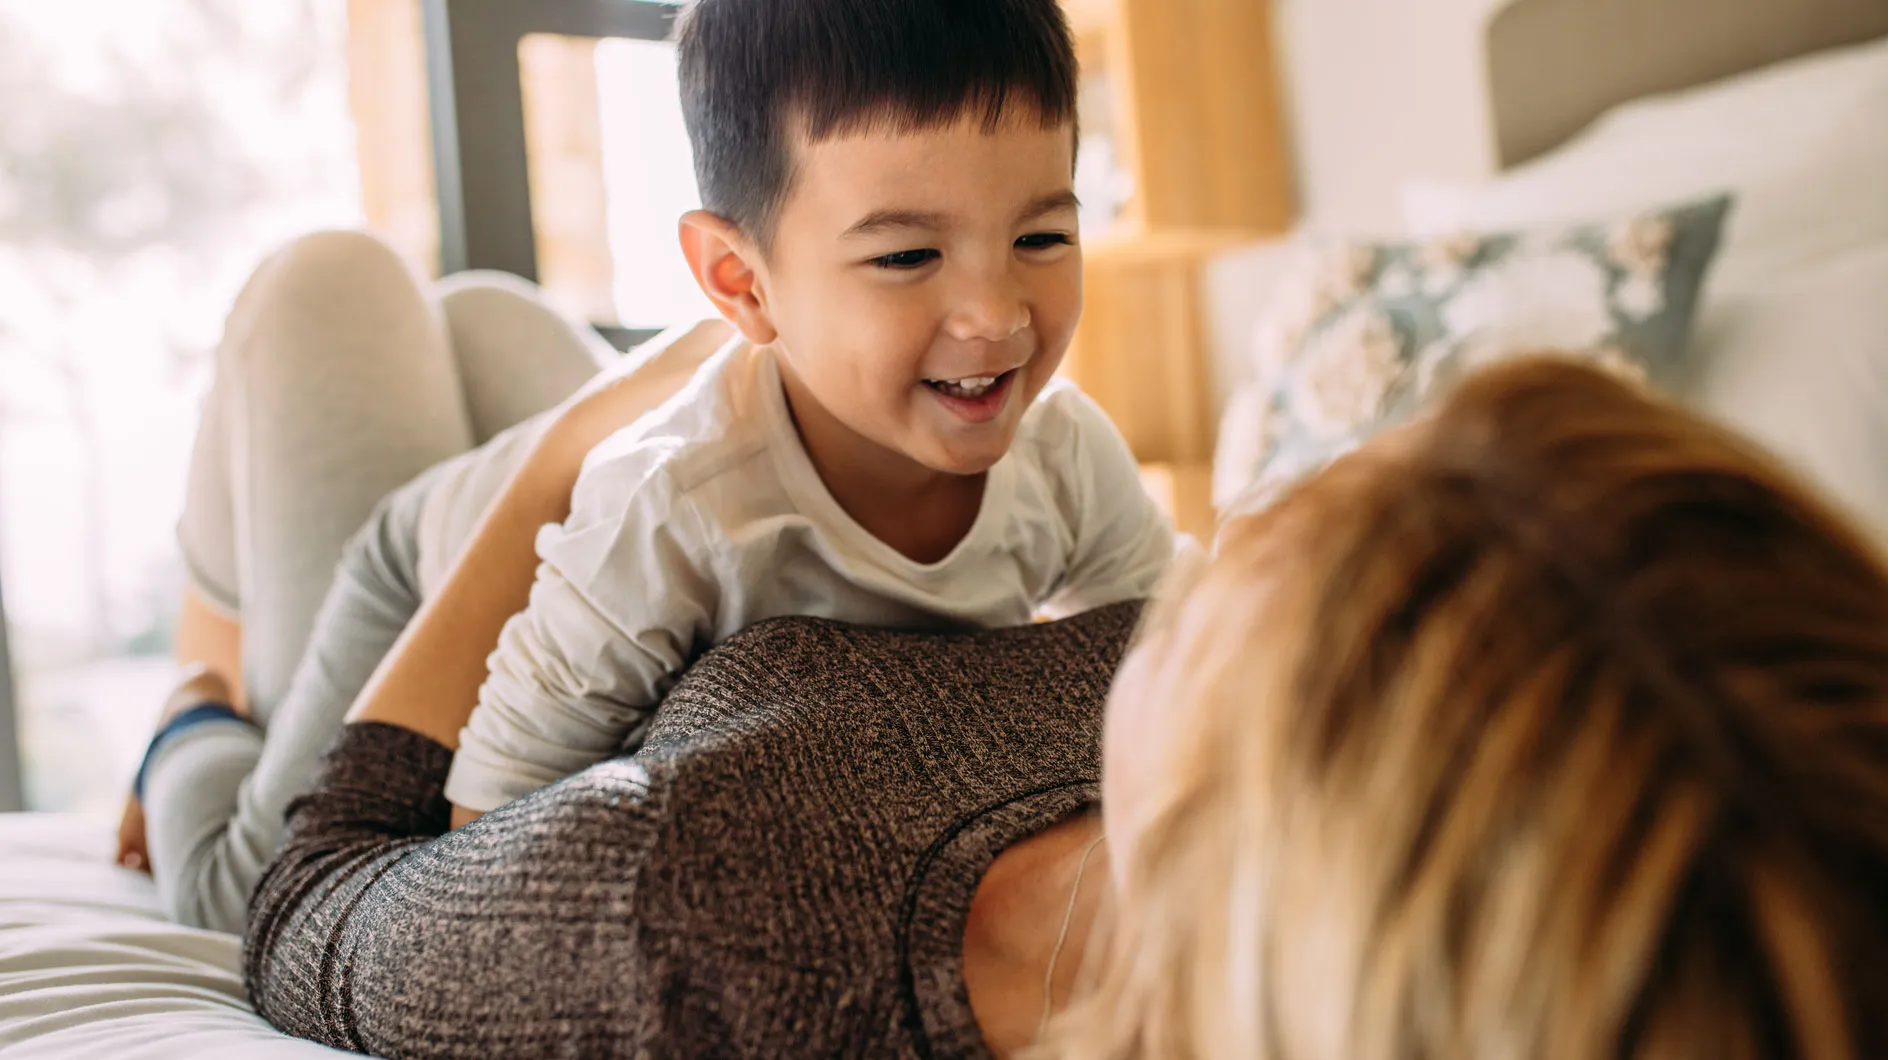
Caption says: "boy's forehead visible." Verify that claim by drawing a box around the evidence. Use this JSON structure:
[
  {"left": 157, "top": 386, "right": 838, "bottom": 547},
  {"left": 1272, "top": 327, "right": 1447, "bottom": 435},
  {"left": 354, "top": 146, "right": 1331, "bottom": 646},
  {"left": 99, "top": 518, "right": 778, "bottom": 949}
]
[
  {"left": 784, "top": 96, "right": 1070, "bottom": 147},
  {"left": 782, "top": 112, "right": 1077, "bottom": 213}
]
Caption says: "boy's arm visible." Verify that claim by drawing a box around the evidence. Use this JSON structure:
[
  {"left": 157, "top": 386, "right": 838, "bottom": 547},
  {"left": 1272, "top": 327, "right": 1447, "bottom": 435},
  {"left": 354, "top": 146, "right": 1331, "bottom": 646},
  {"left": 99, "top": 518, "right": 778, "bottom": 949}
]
[
  {"left": 1040, "top": 390, "right": 1181, "bottom": 619},
  {"left": 443, "top": 455, "right": 718, "bottom": 820}
]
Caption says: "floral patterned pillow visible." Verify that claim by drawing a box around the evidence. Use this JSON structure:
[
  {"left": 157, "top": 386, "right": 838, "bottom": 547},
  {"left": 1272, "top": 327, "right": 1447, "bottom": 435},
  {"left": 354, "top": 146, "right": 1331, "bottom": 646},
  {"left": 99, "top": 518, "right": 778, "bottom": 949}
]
[{"left": 1212, "top": 195, "right": 1732, "bottom": 512}]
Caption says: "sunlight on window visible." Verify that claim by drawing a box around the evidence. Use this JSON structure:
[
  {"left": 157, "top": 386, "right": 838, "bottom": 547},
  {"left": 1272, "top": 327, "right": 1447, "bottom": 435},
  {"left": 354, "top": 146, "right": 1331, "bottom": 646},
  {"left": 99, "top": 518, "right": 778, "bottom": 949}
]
[
  {"left": 595, "top": 38, "right": 716, "bottom": 330},
  {"left": 0, "top": 0, "right": 360, "bottom": 813}
]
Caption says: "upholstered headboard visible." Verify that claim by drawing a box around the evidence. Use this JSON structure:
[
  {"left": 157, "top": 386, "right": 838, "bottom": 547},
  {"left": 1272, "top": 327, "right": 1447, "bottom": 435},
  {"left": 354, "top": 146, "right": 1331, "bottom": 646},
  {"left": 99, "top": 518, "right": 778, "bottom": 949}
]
[{"left": 1488, "top": 0, "right": 1888, "bottom": 167}]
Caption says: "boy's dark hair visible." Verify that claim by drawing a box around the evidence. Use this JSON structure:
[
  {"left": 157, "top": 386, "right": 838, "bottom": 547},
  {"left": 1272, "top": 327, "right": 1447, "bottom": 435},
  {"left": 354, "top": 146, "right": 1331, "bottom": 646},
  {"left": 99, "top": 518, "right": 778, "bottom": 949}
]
[{"left": 675, "top": 0, "right": 1078, "bottom": 249}]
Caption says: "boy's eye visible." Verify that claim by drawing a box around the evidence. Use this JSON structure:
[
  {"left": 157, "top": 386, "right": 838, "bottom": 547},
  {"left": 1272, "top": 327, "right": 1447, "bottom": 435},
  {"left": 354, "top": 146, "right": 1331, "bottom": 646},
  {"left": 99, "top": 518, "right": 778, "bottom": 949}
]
[
  {"left": 872, "top": 249, "right": 941, "bottom": 270},
  {"left": 1016, "top": 232, "right": 1074, "bottom": 251}
]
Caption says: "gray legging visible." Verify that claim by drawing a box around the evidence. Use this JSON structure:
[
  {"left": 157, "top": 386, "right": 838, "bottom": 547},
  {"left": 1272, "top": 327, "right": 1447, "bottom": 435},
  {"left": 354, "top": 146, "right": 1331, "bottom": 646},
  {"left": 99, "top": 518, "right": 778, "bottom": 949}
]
[{"left": 143, "top": 230, "right": 611, "bottom": 931}]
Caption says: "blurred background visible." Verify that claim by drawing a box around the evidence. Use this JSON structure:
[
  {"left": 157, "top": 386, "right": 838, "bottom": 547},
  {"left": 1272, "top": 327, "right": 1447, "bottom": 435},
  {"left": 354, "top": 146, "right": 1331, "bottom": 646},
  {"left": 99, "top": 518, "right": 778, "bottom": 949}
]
[
  {"left": 0, "top": 2, "right": 357, "bottom": 813},
  {"left": 0, "top": 0, "right": 725, "bottom": 813}
]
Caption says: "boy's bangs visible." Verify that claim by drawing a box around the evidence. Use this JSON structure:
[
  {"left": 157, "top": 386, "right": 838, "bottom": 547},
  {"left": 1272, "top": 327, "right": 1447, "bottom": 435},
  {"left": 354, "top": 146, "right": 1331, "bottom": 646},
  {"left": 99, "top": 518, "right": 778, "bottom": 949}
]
[
  {"left": 800, "top": 82, "right": 1071, "bottom": 144},
  {"left": 678, "top": 0, "right": 1079, "bottom": 240}
]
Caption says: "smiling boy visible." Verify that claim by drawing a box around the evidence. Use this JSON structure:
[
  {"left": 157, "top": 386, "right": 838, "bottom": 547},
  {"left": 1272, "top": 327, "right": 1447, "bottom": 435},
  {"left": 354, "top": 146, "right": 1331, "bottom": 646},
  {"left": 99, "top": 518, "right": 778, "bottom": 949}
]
[{"left": 445, "top": 0, "right": 1176, "bottom": 818}]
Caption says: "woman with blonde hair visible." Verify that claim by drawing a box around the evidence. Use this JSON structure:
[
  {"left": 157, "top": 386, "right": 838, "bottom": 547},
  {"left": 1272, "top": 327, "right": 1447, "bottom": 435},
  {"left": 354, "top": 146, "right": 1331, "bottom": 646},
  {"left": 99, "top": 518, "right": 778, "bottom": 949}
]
[{"left": 1058, "top": 355, "right": 1888, "bottom": 1059}]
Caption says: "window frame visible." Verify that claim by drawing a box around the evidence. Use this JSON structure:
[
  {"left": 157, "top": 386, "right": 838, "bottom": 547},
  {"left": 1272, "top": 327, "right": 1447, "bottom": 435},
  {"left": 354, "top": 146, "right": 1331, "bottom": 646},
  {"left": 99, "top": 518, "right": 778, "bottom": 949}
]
[
  {"left": 0, "top": 574, "right": 22, "bottom": 812},
  {"left": 421, "top": 0, "right": 679, "bottom": 351}
]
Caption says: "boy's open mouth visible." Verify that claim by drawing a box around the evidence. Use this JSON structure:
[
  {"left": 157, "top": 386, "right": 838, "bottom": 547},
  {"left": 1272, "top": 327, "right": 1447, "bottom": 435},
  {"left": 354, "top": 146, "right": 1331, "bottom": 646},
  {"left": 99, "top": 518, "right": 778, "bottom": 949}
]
[
  {"left": 923, "top": 369, "right": 1015, "bottom": 401},
  {"left": 921, "top": 368, "right": 1019, "bottom": 425}
]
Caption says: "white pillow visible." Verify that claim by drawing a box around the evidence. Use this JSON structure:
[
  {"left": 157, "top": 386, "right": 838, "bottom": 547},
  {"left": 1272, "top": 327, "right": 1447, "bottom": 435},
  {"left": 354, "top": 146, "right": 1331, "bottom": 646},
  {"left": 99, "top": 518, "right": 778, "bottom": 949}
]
[
  {"left": 1681, "top": 242, "right": 1888, "bottom": 549},
  {"left": 1397, "top": 35, "right": 1888, "bottom": 550},
  {"left": 1403, "top": 33, "right": 1888, "bottom": 240},
  {"left": 1200, "top": 234, "right": 1305, "bottom": 417},
  {"left": 1403, "top": 35, "right": 1888, "bottom": 291},
  {"left": 1406, "top": 108, "right": 1888, "bottom": 292}
]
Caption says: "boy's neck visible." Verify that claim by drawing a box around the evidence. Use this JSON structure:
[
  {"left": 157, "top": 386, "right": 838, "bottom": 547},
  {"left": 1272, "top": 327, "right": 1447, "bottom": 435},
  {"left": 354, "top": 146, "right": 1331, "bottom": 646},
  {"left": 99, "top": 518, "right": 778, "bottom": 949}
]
[{"left": 777, "top": 361, "right": 984, "bottom": 565}]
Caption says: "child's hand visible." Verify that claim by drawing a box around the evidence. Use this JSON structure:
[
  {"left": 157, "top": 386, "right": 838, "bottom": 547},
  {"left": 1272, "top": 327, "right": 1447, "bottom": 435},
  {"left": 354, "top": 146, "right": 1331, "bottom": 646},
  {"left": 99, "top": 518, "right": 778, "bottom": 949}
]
[
  {"left": 114, "top": 666, "right": 243, "bottom": 872},
  {"left": 115, "top": 795, "right": 151, "bottom": 873}
]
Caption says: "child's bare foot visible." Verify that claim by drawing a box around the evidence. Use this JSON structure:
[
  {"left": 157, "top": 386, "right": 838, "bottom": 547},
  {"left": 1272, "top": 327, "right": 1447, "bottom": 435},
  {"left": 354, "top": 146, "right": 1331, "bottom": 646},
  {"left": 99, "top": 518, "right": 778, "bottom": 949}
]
[
  {"left": 115, "top": 795, "right": 150, "bottom": 873},
  {"left": 114, "top": 665, "right": 241, "bottom": 872}
]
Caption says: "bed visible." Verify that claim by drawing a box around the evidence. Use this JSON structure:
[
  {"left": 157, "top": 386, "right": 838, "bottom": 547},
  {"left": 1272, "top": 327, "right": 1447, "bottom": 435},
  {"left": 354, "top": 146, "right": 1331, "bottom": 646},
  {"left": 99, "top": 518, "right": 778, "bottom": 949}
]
[
  {"left": 1207, "top": 0, "right": 1888, "bottom": 542},
  {"left": 6, "top": 1, "right": 1888, "bottom": 1056},
  {"left": 0, "top": 814, "right": 346, "bottom": 1058}
]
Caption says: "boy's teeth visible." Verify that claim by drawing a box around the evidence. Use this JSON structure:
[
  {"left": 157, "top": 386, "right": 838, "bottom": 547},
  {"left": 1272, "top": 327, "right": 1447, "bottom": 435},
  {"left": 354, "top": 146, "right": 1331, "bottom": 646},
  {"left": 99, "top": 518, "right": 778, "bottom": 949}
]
[{"left": 930, "top": 374, "right": 1001, "bottom": 398}]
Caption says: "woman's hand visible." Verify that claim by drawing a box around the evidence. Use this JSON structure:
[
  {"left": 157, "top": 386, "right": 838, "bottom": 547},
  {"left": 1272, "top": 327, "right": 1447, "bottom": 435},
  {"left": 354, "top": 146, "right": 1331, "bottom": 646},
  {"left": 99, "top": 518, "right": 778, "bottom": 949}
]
[
  {"left": 115, "top": 666, "right": 241, "bottom": 872},
  {"left": 341, "top": 319, "right": 728, "bottom": 749},
  {"left": 531, "top": 319, "right": 734, "bottom": 502}
]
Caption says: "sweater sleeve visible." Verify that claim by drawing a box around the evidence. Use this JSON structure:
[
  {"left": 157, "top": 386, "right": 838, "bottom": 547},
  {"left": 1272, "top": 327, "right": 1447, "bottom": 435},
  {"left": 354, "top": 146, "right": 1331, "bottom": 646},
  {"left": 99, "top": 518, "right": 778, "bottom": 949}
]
[{"left": 244, "top": 722, "right": 667, "bottom": 1058}]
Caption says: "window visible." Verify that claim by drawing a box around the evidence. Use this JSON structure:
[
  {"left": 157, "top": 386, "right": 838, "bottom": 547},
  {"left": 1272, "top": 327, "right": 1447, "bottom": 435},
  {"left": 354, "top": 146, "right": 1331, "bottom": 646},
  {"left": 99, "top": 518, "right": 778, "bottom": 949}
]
[
  {"left": 0, "top": 0, "right": 360, "bottom": 813},
  {"left": 595, "top": 37, "right": 714, "bottom": 330},
  {"left": 513, "top": 30, "right": 712, "bottom": 333}
]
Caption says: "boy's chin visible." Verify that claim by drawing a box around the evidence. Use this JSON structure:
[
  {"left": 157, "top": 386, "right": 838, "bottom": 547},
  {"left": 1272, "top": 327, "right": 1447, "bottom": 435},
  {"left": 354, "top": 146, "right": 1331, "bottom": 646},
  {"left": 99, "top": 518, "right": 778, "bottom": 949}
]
[
  {"left": 910, "top": 439, "right": 1009, "bottom": 478},
  {"left": 905, "top": 409, "right": 1025, "bottom": 476}
]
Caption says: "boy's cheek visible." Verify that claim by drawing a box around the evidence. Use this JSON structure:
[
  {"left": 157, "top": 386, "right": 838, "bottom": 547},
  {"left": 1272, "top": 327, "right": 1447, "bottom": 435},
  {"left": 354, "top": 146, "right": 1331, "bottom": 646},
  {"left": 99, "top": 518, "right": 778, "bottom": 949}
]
[{"left": 1032, "top": 265, "right": 1083, "bottom": 343}]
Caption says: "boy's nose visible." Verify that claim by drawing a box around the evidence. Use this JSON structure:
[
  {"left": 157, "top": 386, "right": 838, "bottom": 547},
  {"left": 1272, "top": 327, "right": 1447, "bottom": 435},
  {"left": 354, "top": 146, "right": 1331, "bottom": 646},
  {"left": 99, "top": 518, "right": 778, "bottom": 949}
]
[{"left": 944, "top": 276, "right": 1030, "bottom": 344}]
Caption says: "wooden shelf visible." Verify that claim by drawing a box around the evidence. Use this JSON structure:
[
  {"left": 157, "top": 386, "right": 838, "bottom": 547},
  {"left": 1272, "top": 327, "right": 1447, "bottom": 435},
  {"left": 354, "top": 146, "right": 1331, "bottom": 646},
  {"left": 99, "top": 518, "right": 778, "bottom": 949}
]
[
  {"left": 1084, "top": 226, "right": 1266, "bottom": 263},
  {"left": 1066, "top": 234, "right": 1244, "bottom": 464},
  {"left": 1055, "top": 0, "right": 1293, "bottom": 475},
  {"left": 1072, "top": 0, "right": 1293, "bottom": 234},
  {"left": 1139, "top": 461, "right": 1217, "bottom": 543}
]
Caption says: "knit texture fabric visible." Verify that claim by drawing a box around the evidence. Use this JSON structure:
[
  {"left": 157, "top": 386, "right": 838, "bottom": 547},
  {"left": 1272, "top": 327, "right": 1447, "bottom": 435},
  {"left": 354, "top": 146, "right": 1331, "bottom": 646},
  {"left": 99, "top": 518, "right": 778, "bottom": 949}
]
[{"left": 244, "top": 602, "right": 1139, "bottom": 1058}]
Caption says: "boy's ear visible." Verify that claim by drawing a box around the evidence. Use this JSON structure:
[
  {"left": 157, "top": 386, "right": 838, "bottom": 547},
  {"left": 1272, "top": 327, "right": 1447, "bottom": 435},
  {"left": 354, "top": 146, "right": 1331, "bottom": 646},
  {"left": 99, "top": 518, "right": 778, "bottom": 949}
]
[{"left": 679, "top": 210, "right": 778, "bottom": 346}]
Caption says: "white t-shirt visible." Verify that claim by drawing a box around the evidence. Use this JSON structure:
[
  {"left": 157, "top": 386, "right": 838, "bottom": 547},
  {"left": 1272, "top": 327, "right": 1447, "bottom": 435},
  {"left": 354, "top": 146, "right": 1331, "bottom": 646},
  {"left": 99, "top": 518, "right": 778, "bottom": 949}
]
[{"left": 445, "top": 339, "right": 1175, "bottom": 812}]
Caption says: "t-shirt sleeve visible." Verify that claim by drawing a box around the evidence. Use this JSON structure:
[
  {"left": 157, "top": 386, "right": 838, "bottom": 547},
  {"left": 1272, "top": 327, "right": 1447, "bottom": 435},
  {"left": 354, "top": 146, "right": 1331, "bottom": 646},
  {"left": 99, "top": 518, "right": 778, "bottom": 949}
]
[
  {"left": 444, "top": 442, "right": 719, "bottom": 813},
  {"left": 1039, "top": 388, "right": 1177, "bottom": 619}
]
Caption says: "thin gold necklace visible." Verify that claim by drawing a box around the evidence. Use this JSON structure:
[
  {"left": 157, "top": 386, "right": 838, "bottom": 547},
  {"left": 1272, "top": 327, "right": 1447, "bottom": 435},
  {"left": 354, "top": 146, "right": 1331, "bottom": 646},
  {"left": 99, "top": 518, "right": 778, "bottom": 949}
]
[{"left": 1038, "top": 833, "right": 1106, "bottom": 1036}]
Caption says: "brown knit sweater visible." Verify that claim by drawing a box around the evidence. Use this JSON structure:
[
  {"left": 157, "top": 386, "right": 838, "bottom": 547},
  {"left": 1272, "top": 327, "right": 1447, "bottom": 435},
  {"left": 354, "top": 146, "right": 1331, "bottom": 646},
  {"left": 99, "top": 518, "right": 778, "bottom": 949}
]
[{"left": 243, "top": 602, "right": 1139, "bottom": 1059}]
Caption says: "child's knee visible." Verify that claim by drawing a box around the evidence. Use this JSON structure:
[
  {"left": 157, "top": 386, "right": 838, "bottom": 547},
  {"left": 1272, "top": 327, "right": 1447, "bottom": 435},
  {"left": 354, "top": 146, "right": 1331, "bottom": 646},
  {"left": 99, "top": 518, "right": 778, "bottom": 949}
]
[
  {"left": 239, "top": 230, "right": 426, "bottom": 329},
  {"left": 217, "top": 229, "right": 437, "bottom": 380},
  {"left": 275, "top": 230, "right": 414, "bottom": 288}
]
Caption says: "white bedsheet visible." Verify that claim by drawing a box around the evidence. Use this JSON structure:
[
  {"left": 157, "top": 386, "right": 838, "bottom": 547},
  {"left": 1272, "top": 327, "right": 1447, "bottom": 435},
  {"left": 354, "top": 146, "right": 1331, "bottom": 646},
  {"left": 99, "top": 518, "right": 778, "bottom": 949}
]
[{"left": 0, "top": 813, "right": 347, "bottom": 1059}]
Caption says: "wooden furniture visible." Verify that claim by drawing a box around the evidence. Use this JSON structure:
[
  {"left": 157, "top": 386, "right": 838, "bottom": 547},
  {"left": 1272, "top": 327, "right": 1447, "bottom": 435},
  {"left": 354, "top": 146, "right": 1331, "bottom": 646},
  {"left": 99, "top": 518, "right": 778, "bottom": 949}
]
[
  {"left": 1057, "top": 0, "right": 1294, "bottom": 481},
  {"left": 348, "top": 0, "right": 439, "bottom": 275},
  {"left": 1490, "top": 0, "right": 1888, "bottom": 166},
  {"left": 1066, "top": 0, "right": 1294, "bottom": 233},
  {"left": 1139, "top": 460, "right": 1218, "bottom": 543}
]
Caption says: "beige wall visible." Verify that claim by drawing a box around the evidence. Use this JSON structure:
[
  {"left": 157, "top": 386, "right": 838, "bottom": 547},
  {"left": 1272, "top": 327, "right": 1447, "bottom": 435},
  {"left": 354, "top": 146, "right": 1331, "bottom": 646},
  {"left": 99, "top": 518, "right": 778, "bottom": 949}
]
[{"left": 1275, "top": 0, "right": 1510, "bottom": 233}]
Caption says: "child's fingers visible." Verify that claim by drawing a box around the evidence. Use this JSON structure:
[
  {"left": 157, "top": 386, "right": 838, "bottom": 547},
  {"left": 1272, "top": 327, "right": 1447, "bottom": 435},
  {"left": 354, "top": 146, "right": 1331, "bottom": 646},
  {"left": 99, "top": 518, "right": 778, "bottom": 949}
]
[{"left": 115, "top": 796, "right": 152, "bottom": 874}]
